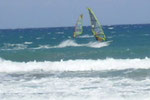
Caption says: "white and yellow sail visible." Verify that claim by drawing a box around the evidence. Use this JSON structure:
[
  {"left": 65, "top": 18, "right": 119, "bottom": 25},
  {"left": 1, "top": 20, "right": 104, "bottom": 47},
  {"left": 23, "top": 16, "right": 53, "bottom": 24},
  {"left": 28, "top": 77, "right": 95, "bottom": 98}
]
[
  {"left": 73, "top": 14, "right": 83, "bottom": 38},
  {"left": 87, "top": 8, "right": 106, "bottom": 41}
]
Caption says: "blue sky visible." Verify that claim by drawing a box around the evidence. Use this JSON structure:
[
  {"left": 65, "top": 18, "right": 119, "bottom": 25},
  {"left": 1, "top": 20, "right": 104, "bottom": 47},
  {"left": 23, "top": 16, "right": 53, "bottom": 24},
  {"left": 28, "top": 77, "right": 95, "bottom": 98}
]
[{"left": 0, "top": 0, "right": 150, "bottom": 29}]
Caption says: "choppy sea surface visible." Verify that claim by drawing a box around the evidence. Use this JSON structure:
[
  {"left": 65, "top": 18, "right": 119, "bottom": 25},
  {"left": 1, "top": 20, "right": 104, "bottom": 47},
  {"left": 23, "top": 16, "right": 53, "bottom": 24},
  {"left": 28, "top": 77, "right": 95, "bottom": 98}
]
[{"left": 0, "top": 24, "right": 150, "bottom": 100}]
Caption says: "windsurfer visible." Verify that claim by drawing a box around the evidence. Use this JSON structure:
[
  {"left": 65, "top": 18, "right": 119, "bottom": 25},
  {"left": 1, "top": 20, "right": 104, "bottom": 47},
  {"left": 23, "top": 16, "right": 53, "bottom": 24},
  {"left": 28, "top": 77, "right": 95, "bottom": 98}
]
[
  {"left": 95, "top": 35, "right": 103, "bottom": 42},
  {"left": 95, "top": 32, "right": 106, "bottom": 42}
]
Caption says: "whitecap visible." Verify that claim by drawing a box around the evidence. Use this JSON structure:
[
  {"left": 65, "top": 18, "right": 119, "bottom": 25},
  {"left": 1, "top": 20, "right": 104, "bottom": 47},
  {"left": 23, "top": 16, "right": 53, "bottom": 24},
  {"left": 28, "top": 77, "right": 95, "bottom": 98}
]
[
  {"left": 0, "top": 57, "right": 150, "bottom": 73},
  {"left": 78, "top": 35, "right": 94, "bottom": 38},
  {"left": 108, "top": 27, "right": 114, "bottom": 30},
  {"left": 24, "top": 42, "right": 32, "bottom": 45},
  {"left": 34, "top": 39, "right": 111, "bottom": 49},
  {"left": 2, "top": 43, "right": 27, "bottom": 50}
]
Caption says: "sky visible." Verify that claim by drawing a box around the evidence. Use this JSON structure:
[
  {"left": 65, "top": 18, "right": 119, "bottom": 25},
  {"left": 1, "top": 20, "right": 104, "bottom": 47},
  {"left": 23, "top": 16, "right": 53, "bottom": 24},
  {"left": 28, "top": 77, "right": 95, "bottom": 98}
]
[{"left": 0, "top": 0, "right": 150, "bottom": 29}]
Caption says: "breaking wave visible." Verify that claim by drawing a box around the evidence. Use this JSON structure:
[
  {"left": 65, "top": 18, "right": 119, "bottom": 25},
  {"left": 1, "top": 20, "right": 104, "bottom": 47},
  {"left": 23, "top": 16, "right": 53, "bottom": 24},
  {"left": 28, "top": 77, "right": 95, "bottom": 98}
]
[
  {"left": 0, "top": 57, "right": 150, "bottom": 73},
  {"left": 78, "top": 35, "right": 94, "bottom": 38},
  {"left": 108, "top": 27, "right": 114, "bottom": 30},
  {"left": 2, "top": 43, "right": 28, "bottom": 50},
  {"left": 0, "top": 40, "right": 110, "bottom": 50},
  {"left": 36, "top": 39, "right": 111, "bottom": 49}
]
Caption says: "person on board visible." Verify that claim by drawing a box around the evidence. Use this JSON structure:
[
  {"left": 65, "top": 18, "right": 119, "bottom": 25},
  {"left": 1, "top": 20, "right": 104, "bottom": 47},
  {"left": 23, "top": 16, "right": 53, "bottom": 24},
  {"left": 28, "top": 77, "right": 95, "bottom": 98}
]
[
  {"left": 95, "top": 32, "right": 106, "bottom": 42},
  {"left": 95, "top": 35, "right": 103, "bottom": 42}
]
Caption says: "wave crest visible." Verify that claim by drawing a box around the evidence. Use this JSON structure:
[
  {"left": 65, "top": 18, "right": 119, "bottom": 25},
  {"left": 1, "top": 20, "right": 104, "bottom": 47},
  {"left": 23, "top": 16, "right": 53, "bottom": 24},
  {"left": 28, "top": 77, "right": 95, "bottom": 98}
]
[
  {"left": 78, "top": 35, "right": 94, "bottom": 38},
  {"left": 52, "top": 39, "right": 110, "bottom": 48},
  {"left": 0, "top": 57, "right": 150, "bottom": 73}
]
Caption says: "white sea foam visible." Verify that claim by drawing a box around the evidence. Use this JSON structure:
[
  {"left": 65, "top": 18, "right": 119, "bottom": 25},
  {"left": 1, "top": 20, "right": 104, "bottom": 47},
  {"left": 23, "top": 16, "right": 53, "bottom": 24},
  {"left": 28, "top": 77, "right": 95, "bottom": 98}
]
[
  {"left": 78, "top": 35, "right": 94, "bottom": 38},
  {"left": 56, "top": 32, "right": 64, "bottom": 34},
  {"left": 24, "top": 42, "right": 32, "bottom": 45},
  {"left": 35, "top": 39, "right": 110, "bottom": 49},
  {"left": 55, "top": 40, "right": 110, "bottom": 48},
  {"left": 85, "top": 41, "right": 110, "bottom": 48},
  {"left": 19, "top": 36, "right": 23, "bottom": 38},
  {"left": 56, "top": 40, "right": 81, "bottom": 48},
  {"left": 108, "top": 27, "right": 114, "bottom": 30},
  {"left": 2, "top": 43, "right": 27, "bottom": 50},
  {"left": 1, "top": 77, "right": 150, "bottom": 100},
  {"left": 36, "top": 37, "right": 42, "bottom": 40},
  {"left": 57, "top": 40, "right": 111, "bottom": 48},
  {"left": 0, "top": 57, "right": 150, "bottom": 73},
  {"left": 35, "top": 40, "right": 80, "bottom": 49},
  {"left": 144, "top": 34, "right": 150, "bottom": 36}
]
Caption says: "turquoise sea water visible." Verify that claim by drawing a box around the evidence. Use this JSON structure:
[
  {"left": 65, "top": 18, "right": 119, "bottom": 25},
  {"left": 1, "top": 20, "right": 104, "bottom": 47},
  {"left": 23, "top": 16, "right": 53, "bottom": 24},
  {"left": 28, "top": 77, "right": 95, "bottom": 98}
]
[{"left": 0, "top": 24, "right": 150, "bottom": 100}]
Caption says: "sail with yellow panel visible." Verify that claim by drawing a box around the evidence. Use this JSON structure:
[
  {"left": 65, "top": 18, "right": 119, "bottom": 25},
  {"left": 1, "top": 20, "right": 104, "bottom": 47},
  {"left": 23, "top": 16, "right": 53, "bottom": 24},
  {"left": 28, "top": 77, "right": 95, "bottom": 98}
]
[
  {"left": 87, "top": 8, "right": 106, "bottom": 42},
  {"left": 73, "top": 14, "right": 83, "bottom": 38}
]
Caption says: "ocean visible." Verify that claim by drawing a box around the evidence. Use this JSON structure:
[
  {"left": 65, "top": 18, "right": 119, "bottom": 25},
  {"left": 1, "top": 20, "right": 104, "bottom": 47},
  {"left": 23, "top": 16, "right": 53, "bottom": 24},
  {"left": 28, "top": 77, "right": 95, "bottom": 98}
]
[{"left": 0, "top": 24, "right": 150, "bottom": 100}]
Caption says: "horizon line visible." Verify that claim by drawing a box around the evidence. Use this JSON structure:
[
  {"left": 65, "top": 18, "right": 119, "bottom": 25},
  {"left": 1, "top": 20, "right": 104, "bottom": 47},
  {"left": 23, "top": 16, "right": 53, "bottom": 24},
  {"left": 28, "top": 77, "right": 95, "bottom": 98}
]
[{"left": 0, "top": 23, "right": 150, "bottom": 30}]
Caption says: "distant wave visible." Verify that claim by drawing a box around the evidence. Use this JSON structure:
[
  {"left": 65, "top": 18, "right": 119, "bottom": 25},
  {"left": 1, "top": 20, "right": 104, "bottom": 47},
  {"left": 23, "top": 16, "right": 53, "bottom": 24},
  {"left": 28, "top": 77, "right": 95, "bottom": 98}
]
[
  {"left": 35, "top": 40, "right": 80, "bottom": 49},
  {"left": 108, "top": 27, "right": 114, "bottom": 30},
  {"left": 47, "top": 32, "right": 51, "bottom": 34},
  {"left": 86, "top": 41, "right": 111, "bottom": 48},
  {"left": 0, "top": 57, "right": 150, "bottom": 73},
  {"left": 58, "top": 40, "right": 111, "bottom": 48},
  {"left": 56, "top": 39, "right": 81, "bottom": 48},
  {"left": 78, "top": 35, "right": 93, "bottom": 38},
  {"left": 36, "top": 37, "right": 42, "bottom": 40},
  {"left": 144, "top": 34, "right": 150, "bottom": 36},
  {"left": 1, "top": 42, "right": 31, "bottom": 50},
  {"left": 24, "top": 41, "right": 32, "bottom": 45},
  {"left": 56, "top": 32, "right": 64, "bottom": 34},
  {"left": 2, "top": 43, "right": 27, "bottom": 50},
  {"left": 35, "top": 39, "right": 110, "bottom": 49},
  {"left": 1, "top": 40, "right": 111, "bottom": 50}
]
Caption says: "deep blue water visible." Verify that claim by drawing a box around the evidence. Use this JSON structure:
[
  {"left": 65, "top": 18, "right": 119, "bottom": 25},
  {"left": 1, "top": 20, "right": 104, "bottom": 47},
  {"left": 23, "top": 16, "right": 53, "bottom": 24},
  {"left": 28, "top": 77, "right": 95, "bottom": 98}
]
[{"left": 0, "top": 24, "right": 150, "bottom": 62}]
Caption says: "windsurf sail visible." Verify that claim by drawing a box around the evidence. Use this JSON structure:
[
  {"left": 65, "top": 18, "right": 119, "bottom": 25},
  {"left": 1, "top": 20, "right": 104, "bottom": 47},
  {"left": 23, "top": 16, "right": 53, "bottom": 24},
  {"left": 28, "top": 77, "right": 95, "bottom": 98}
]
[
  {"left": 87, "top": 8, "right": 106, "bottom": 41},
  {"left": 73, "top": 14, "right": 83, "bottom": 38}
]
